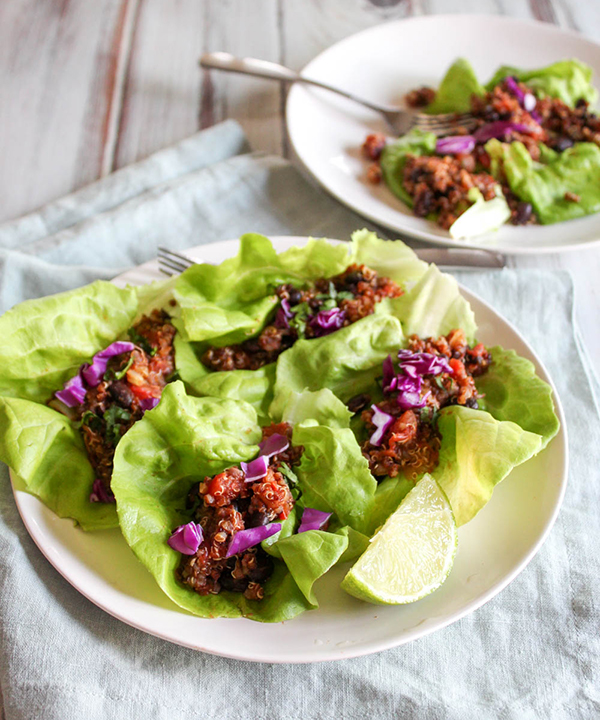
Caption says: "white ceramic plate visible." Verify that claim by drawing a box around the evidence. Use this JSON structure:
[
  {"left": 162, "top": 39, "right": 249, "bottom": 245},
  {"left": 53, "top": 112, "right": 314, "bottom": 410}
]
[
  {"left": 286, "top": 15, "right": 600, "bottom": 254},
  {"left": 10, "top": 237, "right": 568, "bottom": 663}
]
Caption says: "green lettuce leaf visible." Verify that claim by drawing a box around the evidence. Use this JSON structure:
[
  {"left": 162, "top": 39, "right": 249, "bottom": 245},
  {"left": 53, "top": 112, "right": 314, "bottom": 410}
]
[
  {"left": 270, "top": 314, "right": 404, "bottom": 418},
  {"left": 349, "top": 229, "right": 428, "bottom": 287},
  {"left": 380, "top": 130, "right": 437, "bottom": 206},
  {"left": 0, "top": 397, "right": 117, "bottom": 530},
  {"left": 190, "top": 364, "right": 276, "bottom": 424},
  {"left": 367, "top": 475, "right": 413, "bottom": 536},
  {"left": 486, "top": 59, "right": 598, "bottom": 107},
  {"left": 292, "top": 422, "right": 376, "bottom": 534},
  {"left": 426, "top": 58, "right": 485, "bottom": 114},
  {"left": 0, "top": 281, "right": 139, "bottom": 403},
  {"left": 487, "top": 139, "right": 600, "bottom": 224},
  {"left": 388, "top": 264, "right": 477, "bottom": 343},
  {"left": 277, "top": 237, "right": 351, "bottom": 278},
  {"left": 476, "top": 346, "right": 560, "bottom": 448},
  {"left": 433, "top": 406, "right": 543, "bottom": 526},
  {"left": 280, "top": 387, "right": 352, "bottom": 430}
]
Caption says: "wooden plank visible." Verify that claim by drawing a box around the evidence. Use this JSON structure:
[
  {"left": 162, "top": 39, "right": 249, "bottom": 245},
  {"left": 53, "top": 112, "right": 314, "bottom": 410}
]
[
  {"left": 202, "top": 0, "right": 284, "bottom": 156},
  {"left": 0, "top": 0, "right": 129, "bottom": 223},
  {"left": 114, "top": 0, "right": 282, "bottom": 167}
]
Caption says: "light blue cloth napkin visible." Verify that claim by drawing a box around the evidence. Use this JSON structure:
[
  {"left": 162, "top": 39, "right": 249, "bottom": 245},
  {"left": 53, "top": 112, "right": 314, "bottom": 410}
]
[{"left": 0, "top": 121, "right": 598, "bottom": 719}]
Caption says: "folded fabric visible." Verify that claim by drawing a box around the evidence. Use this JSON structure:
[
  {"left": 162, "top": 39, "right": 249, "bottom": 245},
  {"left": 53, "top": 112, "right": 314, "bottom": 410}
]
[{"left": 0, "top": 121, "right": 598, "bottom": 720}]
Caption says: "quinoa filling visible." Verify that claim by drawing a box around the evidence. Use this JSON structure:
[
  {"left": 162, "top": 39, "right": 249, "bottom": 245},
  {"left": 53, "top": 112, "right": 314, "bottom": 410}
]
[
  {"left": 77, "top": 309, "right": 176, "bottom": 501},
  {"left": 201, "top": 264, "right": 403, "bottom": 372},
  {"left": 348, "top": 329, "right": 492, "bottom": 481},
  {"left": 176, "top": 423, "right": 302, "bottom": 601}
]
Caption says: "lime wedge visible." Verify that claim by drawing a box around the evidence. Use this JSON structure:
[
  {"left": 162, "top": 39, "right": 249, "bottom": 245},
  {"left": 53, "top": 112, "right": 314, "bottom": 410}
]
[{"left": 341, "top": 474, "right": 457, "bottom": 605}]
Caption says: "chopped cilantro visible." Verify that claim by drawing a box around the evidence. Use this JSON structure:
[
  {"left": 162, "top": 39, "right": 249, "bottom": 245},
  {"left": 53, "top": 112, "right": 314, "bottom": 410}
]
[
  {"left": 127, "top": 327, "right": 157, "bottom": 356},
  {"left": 106, "top": 354, "right": 134, "bottom": 382},
  {"left": 336, "top": 291, "right": 354, "bottom": 301},
  {"left": 103, "top": 405, "right": 131, "bottom": 446},
  {"left": 79, "top": 410, "right": 102, "bottom": 432},
  {"left": 278, "top": 462, "right": 298, "bottom": 488}
]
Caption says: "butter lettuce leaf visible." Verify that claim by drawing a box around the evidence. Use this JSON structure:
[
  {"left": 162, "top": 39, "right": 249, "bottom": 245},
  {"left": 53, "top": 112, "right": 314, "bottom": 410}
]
[
  {"left": 476, "top": 346, "right": 560, "bottom": 448},
  {"left": 270, "top": 314, "right": 404, "bottom": 418},
  {"left": 388, "top": 264, "right": 477, "bottom": 343},
  {"left": 487, "top": 139, "right": 600, "bottom": 224},
  {"left": 292, "top": 422, "right": 376, "bottom": 534},
  {"left": 427, "top": 57, "right": 485, "bottom": 114},
  {"left": 433, "top": 406, "right": 543, "bottom": 526},
  {"left": 380, "top": 130, "right": 437, "bottom": 206},
  {"left": 486, "top": 59, "right": 598, "bottom": 107},
  {"left": 281, "top": 387, "right": 352, "bottom": 430},
  {"left": 349, "top": 229, "right": 428, "bottom": 287},
  {"left": 0, "top": 397, "right": 118, "bottom": 530},
  {"left": 0, "top": 280, "right": 139, "bottom": 403}
]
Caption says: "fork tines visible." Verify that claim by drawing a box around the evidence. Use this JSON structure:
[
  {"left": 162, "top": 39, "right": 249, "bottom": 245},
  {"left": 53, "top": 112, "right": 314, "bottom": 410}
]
[
  {"left": 413, "top": 112, "right": 477, "bottom": 136},
  {"left": 157, "top": 246, "right": 195, "bottom": 276}
]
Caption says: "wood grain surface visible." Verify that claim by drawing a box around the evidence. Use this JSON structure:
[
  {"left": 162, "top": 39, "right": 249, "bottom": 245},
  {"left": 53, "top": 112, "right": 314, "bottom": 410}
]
[{"left": 0, "top": 2, "right": 598, "bottom": 712}]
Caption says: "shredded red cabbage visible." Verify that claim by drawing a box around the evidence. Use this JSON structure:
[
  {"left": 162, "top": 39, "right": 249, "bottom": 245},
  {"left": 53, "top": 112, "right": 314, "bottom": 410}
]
[
  {"left": 81, "top": 341, "right": 135, "bottom": 387},
  {"left": 309, "top": 307, "right": 345, "bottom": 337},
  {"left": 241, "top": 455, "right": 269, "bottom": 482},
  {"left": 397, "top": 349, "right": 454, "bottom": 376},
  {"left": 226, "top": 523, "right": 281, "bottom": 558},
  {"left": 89, "top": 478, "right": 116, "bottom": 504},
  {"left": 505, "top": 76, "right": 539, "bottom": 119},
  {"left": 55, "top": 372, "right": 87, "bottom": 407},
  {"left": 258, "top": 433, "right": 289, "bottom": 458},
  {"left": 297, "top": 507, "right": 332, "bottom": 533},
  {"left": 436, "top": 135, "right": 476, "bottom": 155},
  {"left": 275, "top": 298, "right": 294, "bottom": 329},
  {"left": 474, "top": 121, "right": 535, "bottom": 143},
  {"left": 167, "top": 522, "right": 204, "bottom": 555},
  {"left": 382, "top": 354, "right": 397, "bottom": 392},
  {"left": 369, "top": 404, "right": 395, "bottom": 445},
  {"left": 139, "top": 396, "right": 159, "bottom": 412}
]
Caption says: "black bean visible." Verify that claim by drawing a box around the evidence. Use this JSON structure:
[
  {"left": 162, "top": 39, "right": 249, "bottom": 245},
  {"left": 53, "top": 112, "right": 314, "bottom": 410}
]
[
  {"left": 246, "top": 553, "right": 274, "bottom": 583},
  {"left": 347, "top": 393, "right": 371, "bottom": 414},
  {"left": 219, "top": 573, "right": 249, "bottom": 593},
  {"left": 108, "top": 381, "right": 134, "bottom": 408},
  {"left": 553, "top": 136, "right": 575, "bottom": 153},
  {"left": 513, "top": 202, "right": 533, "bottom": 225},
  {"left": 465, "top": 397, "right": 479, "bottom": 409},
  {"left": 288, "top": 287, "right": 303, "bottom": 305},
  {"left": 345, "top": 271, "right": 364, "bottom": 285}
]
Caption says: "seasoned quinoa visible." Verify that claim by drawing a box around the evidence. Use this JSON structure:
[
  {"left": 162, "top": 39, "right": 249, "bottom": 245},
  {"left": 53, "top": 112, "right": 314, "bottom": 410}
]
[
  {"left": 350, "top": 329, "right": 492, "bottom": 481},
  {"left": 77, "top": 309, "right": 176, "bottom": 500},
  {"left": 201, "top": 264, "right": 403, "bottom": 372},
  {"left": 177, "top": 423, "right": 302, "bottom": 600}
]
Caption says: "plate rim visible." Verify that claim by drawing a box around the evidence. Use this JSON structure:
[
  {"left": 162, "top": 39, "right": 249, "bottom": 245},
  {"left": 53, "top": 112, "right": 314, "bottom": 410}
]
[
  {"left": 286, "top": 13, "right": 600, "bottom": 255},
  {"left": 10, "top": 235, "right": 569, "bottom": 663}
]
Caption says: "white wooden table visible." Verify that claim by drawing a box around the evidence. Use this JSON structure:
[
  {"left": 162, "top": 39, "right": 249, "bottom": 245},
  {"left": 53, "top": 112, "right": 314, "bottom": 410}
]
[{"left": 0, "top": 1, "right": 598, "bottom": 709}]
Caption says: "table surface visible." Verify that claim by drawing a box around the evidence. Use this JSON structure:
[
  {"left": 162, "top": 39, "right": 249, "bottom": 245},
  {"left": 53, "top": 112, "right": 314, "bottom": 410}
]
[{"left": 0, "top": 1, "right": 597, "bottom": 711}]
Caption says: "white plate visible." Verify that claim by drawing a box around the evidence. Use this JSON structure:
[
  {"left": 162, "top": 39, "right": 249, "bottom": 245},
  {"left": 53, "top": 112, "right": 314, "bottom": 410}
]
[
  {"left": 286, "top": 15, "right": 600, "bottom": 254},
  {"left": 10, "top": 237, "right": 568, "bottom": 663}
]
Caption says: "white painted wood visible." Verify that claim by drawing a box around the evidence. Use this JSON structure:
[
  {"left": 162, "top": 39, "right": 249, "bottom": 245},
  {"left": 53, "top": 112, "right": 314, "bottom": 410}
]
[{"left": 0, "top": 0, "right": 127, "bottom": 223}]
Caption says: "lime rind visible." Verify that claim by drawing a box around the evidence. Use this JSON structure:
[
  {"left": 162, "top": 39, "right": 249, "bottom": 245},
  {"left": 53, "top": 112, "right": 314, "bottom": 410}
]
[{"left": 341, "top": 475, "right": 458, "bottom": 605}]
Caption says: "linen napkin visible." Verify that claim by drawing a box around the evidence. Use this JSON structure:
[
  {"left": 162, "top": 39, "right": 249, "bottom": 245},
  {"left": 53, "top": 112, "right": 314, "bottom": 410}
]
[{"left": 0, "top": 121, "right": 598, "bottom": 720}]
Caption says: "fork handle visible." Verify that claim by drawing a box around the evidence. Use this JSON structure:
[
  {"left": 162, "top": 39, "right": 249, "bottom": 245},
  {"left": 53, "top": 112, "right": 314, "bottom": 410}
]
[{"left": 199, "top": 52, "right": 389, "bottom": 114}]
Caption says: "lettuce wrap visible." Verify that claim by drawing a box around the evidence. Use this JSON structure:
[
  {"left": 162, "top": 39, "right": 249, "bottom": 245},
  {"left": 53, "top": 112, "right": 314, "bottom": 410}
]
[
  {"left": 0, "top": 278, "right": 177, "bottom": 530},
  {"left": 111, "top": 382, "right": 370, "bottom": 621},
  {"left": 174, "top": 231, "right": 428, "bottom": 408},
  {"left": 381, "top": 57, "right": 600, "bottom": 230},
  {"left": 269, "top": 262, "right": 559, "bottom": 531}
]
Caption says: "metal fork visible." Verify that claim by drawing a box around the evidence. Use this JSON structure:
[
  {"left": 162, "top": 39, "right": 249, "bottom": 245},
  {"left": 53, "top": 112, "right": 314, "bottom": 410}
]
[
  {"left": 157, "top": 245, "right": 506, "bottom": 276},
  {"left": 199, "top": 52, "right": 476, "bottom": 137}
]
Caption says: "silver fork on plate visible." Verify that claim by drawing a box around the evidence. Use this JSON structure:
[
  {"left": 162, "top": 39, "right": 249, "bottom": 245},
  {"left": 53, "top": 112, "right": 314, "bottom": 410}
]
[
  {"left": 199, "top": 52, "right": 477, "bottom": 137},
  {"left": 157, "top": 246, "right": 506, "bottom": 276}
]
